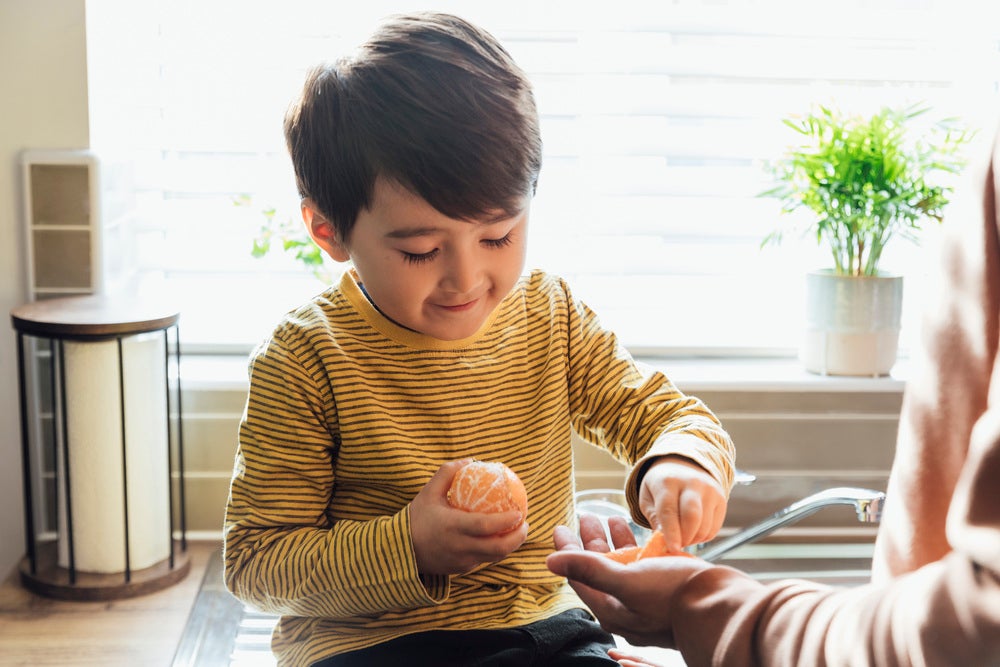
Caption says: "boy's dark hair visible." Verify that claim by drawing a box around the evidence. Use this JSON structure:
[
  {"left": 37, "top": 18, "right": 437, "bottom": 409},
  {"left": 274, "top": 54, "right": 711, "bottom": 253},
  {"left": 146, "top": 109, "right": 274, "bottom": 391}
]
[{"left": 284, "top": 12, "right": 542, "bottom": 242}]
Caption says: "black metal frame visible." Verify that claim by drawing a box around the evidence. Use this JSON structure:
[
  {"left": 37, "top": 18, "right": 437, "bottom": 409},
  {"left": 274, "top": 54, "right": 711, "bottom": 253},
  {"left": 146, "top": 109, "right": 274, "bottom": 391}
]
[{"left": 16, "top": 324, "right": 187, "bottom": 589}]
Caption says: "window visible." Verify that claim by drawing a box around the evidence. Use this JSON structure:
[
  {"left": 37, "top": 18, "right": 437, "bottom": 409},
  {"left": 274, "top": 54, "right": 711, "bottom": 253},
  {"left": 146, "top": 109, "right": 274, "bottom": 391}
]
[{"left": 85, "top": 0, "right": 1000, "bottom": 355}]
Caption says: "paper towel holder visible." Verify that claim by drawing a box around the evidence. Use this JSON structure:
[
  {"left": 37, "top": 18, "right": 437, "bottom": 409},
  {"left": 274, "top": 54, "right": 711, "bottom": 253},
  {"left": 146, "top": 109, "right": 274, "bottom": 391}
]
[{"left": 11, "top": 294, "right": 189, "bottom": 600}]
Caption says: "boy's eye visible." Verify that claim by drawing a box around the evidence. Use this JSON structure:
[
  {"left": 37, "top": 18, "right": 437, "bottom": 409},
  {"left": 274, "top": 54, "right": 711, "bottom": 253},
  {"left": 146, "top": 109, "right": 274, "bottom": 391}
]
[
  {"left": 401, "top": 249, "right": 439, "bottom": 264},
  {"left": 482, "top": 233, "right": 513, "bottom": 249}
]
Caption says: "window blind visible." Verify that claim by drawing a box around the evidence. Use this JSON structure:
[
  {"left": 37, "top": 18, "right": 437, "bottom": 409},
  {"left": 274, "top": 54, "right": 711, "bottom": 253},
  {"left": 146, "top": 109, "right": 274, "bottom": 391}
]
[{"left": 85, "top": 0, "right": 1000, "bottom": 354}]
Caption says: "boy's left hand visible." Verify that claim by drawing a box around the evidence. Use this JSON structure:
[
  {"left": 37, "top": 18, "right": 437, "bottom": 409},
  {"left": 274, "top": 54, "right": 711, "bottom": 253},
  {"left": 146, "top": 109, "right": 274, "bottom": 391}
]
[{"left": 638, "top": 456, "right": 726, "bottom": 553}]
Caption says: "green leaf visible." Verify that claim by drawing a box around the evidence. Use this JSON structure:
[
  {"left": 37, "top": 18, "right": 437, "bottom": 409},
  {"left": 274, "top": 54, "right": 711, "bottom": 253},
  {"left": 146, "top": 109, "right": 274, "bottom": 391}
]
[
  {"left": 244, "top": 196, "right": 333, "bottom": 283},
  {"left": 758, "top": 102, "right": 975, "bottom": 275}
]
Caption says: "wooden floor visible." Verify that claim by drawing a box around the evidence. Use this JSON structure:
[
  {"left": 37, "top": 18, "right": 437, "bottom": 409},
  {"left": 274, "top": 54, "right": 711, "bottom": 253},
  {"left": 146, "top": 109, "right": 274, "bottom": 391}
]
[{"left": 0, "top": 541, "right": 218, "bottom": 667}]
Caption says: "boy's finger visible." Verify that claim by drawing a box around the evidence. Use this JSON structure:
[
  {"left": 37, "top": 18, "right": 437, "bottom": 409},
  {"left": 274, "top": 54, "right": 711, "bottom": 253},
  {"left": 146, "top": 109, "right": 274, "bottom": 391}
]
[
  {"left": 429, "top": 458, "right": 475, "bottom": 497},
  {"left": 677, "top": 491, "right": 704, "bottom": 546},
  {"left": 461, "top": 509, "right": 524, "bottom": 536},
  {"left": 656, "top": 505, "right": 683, "bottom": 553}
]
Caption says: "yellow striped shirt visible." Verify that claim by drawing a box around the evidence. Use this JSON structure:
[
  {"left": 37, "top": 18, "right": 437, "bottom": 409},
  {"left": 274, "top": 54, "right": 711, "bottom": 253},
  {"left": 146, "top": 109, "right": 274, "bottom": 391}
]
[{"left": 224, "top": 269, "right": 734, "bottom": 666}]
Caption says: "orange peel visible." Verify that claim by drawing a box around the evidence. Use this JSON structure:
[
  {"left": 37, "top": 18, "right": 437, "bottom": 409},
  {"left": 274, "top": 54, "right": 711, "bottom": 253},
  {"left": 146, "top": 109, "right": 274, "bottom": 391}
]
[{"left": 603, "top": 529, "right": 696, "bottom": 563}]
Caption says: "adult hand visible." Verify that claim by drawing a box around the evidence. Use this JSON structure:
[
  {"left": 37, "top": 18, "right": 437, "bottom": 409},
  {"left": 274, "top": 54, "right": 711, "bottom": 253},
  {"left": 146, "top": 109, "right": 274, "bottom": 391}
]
[
  {"left": 547, "top": 515, "right": 711, "bottom": 649},
  {"left": 638, "top": 456, "right": 727, "bottom": 553},
  {"left": 410, "top": 459, "right": 528, "bottom": 575}
]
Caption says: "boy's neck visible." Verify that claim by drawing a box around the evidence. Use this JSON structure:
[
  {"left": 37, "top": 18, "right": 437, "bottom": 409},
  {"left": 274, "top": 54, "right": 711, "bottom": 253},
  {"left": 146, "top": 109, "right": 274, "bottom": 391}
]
[{"left": 358, "top": 281, "right": 418, "bottom": 334}]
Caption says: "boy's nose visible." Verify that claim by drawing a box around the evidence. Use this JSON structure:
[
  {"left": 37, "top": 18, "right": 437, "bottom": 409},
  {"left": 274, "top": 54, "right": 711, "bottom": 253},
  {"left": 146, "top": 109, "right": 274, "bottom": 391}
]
[{"left": 441, "top": 252, "right": 480, "bottom": 295}]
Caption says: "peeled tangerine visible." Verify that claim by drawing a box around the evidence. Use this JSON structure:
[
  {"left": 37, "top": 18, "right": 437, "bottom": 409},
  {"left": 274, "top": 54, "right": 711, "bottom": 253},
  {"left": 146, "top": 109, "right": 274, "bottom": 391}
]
[
  {"left": 447, "top": 460, "right": 528, "bottom": 516},
  {"left": 603, "top": 529, "right": 696, "bottom": 564}
]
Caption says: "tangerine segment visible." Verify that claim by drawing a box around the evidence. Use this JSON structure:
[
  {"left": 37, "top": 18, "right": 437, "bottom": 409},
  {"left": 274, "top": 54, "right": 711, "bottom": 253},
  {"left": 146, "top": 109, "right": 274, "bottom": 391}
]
[
  {"left": 604, "top": 545, "right": 643, "bottom": 564},
  {"left": 446, "top": 460, "right": 528, "bottom": 515},
  {"left": 602, "top": 529, "right": 696, "bottom": 563},
  {"left": 638, "top": 529, "right": 669, "bottom": 559}
]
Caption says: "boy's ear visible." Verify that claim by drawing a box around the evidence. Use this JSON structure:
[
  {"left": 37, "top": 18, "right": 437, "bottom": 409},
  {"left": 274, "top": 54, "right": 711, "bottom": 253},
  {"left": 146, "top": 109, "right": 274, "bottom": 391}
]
[{"left": 301, "top": 200, "right": 350, "bottom": 262}]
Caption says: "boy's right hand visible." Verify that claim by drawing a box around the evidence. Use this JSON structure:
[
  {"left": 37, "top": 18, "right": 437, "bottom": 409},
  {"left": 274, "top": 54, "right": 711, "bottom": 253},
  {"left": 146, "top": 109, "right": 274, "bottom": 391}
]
[{"left": 410, "top": 460, "right": 528, "bottom": 575}]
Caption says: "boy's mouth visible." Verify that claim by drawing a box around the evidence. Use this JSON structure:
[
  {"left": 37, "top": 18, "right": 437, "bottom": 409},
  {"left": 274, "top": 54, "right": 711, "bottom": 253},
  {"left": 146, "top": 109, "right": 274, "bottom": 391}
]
[
  {"left": 437, "top": 299, "right": 478, "bottom": 312},
  {"left": 438, "top": 299, "right": 479, "bottom": 313}
]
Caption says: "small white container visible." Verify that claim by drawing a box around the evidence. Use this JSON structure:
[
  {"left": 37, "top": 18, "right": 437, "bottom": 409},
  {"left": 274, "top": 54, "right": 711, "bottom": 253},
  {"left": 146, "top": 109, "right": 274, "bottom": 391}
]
[{"left": 801, "top": 270, "right": 903, "bottom": 377}]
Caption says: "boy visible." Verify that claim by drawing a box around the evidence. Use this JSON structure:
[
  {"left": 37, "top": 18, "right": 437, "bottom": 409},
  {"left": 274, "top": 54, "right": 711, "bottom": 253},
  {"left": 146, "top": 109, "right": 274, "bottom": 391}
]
[{"left": 224, "top": 11, "right": 735, "bottom": 667}]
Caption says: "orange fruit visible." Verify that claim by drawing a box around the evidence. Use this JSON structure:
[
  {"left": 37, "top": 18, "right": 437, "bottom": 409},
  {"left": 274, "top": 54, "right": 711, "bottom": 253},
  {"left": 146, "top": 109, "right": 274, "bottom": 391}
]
[
  {"left": 604, "top": 545, "right": 643, "bottom": 564},
  {"left": 603, "top": 529, "right": 696, "bottom": 563},
  {"left": 447, "top": 460, "right": 528, "bottom": 516}
]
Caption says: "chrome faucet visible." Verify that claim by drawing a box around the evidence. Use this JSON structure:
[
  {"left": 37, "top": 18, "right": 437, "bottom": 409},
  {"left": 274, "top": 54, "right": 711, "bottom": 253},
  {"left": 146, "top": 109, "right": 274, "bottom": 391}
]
[{"left": 693, "top": 486, "right": 885, "bottom": 562}]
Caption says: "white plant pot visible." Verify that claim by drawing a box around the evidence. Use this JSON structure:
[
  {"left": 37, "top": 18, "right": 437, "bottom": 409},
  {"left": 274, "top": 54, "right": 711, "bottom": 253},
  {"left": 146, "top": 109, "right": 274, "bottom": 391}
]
[{"left": 800, "top": 270, "right": 903, "bottom": 377}]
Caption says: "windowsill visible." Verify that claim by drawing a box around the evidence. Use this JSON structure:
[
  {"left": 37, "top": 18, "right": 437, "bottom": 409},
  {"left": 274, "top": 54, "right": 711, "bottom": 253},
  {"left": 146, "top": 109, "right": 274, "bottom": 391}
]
[
  {"left": 638, "top": 356, "right": 908, "bottom": 393},
  {"left": 179, "top": 353, "right": 909, "bottom": 394}
]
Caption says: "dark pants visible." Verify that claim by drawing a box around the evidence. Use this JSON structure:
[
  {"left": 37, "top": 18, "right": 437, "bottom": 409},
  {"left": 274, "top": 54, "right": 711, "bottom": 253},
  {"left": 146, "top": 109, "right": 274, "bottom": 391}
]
[{"left": 312, "top": 609, "right": 618, "bottom": 666}]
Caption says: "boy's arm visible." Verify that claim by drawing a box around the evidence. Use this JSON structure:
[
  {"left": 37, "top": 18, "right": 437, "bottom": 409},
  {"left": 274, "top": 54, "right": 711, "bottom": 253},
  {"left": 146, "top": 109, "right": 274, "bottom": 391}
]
[
  {"left": 223, "top": 335, "right": 447, "bottom": 617},
  {"left": 563, "top": 286, "right": 735, "bottom": 507}
]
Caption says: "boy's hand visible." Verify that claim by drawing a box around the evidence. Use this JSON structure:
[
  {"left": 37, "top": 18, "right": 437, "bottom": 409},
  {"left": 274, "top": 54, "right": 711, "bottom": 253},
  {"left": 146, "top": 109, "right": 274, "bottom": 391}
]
[
  {"left": 410, "top": 460, "right": 528, "bottom": 575},
  {"left": 638, "top": 455, "right": 726, "bottom": 553}
]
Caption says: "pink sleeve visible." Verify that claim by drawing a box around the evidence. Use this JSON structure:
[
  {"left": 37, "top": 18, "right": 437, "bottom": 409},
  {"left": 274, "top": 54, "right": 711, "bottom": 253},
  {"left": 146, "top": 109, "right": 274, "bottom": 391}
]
[
  {"left": 872, "top": 125, "right": 1000, "bottom": 578},
  {"left": 668, "top": 125, "right": 1000, "bottom": 667}
]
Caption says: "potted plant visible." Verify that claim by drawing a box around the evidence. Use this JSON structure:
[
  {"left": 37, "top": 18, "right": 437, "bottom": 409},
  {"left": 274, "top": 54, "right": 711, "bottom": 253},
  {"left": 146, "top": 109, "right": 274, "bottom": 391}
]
[
  {"left": 762, "top": 103, "right": 973, "bottom": 376},
  {"left": 243, "top": 195, "right": 336, "bottom": 284}
]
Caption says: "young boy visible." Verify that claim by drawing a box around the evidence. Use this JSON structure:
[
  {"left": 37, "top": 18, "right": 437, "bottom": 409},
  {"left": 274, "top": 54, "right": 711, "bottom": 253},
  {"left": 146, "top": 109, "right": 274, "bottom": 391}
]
[{"left": 224, "top": 11, "right": 735, "bottom": 667}]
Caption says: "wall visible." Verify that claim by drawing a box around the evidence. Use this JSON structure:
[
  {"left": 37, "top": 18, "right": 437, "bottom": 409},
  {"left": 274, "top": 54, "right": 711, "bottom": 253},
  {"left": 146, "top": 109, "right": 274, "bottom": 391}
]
[{"left": 0, "top": 0, "right": 90, "bottom": 578}]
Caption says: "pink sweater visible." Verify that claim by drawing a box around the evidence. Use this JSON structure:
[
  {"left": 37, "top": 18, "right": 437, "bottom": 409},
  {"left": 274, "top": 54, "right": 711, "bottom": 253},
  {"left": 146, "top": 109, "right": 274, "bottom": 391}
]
[{"left": 671, "top": 128, "right": 1000, "bottom": 665}]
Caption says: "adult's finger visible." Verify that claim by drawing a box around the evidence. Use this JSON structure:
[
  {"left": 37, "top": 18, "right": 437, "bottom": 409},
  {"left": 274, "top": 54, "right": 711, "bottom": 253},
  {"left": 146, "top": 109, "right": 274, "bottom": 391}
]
[
  {"left": 578, "top": 512, "right": 614, "bottom": 553},
  {"left": 607, "top": 515, "right": 639, "bottom": 550},
  {"left": 546, "top": 549, "right": 626, "bottom": 598},
  {"left": 553, "top": 524, "right": 584, "bottom": 551}
]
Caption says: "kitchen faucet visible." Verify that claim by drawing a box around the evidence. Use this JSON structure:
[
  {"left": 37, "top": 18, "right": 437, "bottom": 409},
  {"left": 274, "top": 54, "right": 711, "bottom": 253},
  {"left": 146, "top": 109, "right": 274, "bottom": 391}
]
[
  {"left": 694, "top": 486, "right": 885, "bottom": 562},
  {"left": 575, "top": 473, "right": 885, "bottom": 563}
]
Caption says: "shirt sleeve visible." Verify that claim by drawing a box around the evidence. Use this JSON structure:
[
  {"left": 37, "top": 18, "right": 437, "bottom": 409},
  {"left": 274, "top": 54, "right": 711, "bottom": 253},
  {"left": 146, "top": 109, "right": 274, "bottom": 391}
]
[
  {"left": 670, "top": 549, "right": 1000, "bottom": 666},
  {"left": 665, "top": 122, "right": 1000, "bottom": 667},
  {"left": 872, "top": 126, "right": 1000, "bottom": 580},
  {"left": 223, "top": 331, "right": 448, "bottom": 617},
  {"left": 561, "top": 281, "right": 736, "bottom": 500}
]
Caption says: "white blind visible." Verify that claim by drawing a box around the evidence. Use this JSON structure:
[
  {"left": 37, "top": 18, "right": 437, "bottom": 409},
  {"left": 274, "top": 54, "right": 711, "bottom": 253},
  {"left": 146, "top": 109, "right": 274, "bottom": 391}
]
[{"left": 85, "top": 0, "right": 1000, "bottom": 354}]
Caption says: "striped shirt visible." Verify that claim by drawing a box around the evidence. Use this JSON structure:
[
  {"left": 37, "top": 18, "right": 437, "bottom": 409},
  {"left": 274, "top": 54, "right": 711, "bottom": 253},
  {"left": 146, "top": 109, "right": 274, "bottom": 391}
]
[{"left": 224, "top": 268, "right": 734, "bottom": 666}]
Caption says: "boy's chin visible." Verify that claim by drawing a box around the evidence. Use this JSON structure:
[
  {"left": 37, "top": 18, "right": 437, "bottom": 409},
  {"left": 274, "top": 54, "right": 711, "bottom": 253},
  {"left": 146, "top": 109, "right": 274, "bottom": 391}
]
[{"left": 421, "top": 316, "right": 491, "bottom": 341}]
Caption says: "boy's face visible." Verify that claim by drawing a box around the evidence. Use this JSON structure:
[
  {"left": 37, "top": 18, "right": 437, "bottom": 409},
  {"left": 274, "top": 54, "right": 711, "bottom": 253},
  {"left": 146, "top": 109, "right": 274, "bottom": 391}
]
[{"left": 305, "top": 178, "right": 529, "bottom": 341}]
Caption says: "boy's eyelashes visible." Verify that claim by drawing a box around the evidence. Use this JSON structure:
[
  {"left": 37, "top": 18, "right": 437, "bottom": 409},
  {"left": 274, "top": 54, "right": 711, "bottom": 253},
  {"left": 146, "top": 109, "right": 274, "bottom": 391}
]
[
  {"left": 399, "top": 233, "right": 514, "bottom": 264},
  {"left": 402, "top": 249, "right": 439, "bottom": 264},
  {"left": 482, "top": 234, "right": 514, "bottom": 249}
]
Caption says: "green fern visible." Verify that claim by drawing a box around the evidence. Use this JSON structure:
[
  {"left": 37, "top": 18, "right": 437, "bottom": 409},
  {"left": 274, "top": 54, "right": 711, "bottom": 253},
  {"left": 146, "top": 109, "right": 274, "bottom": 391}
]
[
  {"left": 762, "top": 104, "right": 974, "bottom": 276},
  {"left": 242, "top": 197, "right": 335, "bottom": 284}
]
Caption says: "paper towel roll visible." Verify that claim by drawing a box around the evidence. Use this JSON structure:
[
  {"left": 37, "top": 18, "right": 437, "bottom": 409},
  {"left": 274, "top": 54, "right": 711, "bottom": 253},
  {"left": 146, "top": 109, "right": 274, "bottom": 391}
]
[{"left": 56, "top": 332, "right": 171, "bottom": 573}]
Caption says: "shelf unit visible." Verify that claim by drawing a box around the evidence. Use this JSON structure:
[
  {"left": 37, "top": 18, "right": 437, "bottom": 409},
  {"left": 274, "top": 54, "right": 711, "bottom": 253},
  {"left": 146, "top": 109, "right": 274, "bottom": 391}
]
[{"left": 21, "top": 149, "right": 137, "bottom": 302}]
